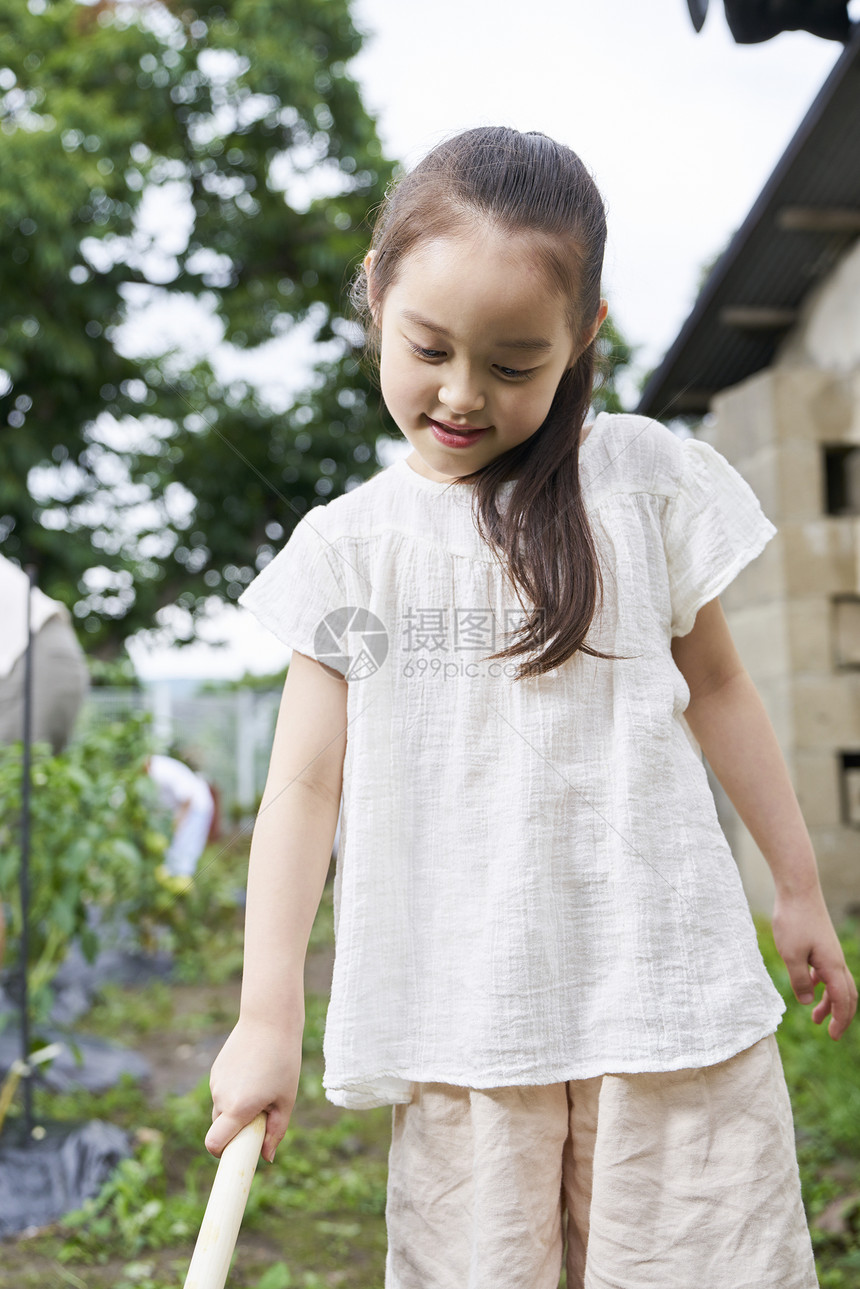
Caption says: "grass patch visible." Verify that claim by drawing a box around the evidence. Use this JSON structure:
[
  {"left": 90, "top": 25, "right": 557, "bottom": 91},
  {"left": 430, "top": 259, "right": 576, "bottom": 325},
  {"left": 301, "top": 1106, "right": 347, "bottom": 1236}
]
[
  {"left": 755, "top": 914, "right": 860, "bottom": 1285},
  {"left": 2, "top": 852, "right": 858, "bottom": 1285},
  {"left": 0, "top": 847, "right": 390, "bottom": 1288}
]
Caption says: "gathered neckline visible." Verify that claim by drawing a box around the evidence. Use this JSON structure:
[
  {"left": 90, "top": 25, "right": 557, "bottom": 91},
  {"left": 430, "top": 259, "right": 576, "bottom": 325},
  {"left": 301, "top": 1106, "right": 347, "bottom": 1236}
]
[{"left": 394, "top": 412, "right": 604, "bottom": 495}]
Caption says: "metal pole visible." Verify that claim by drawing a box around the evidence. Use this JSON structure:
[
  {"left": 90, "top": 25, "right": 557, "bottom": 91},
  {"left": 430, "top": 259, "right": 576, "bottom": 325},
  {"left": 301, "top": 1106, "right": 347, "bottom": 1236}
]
[{"left": 19, "top": 564, "right": 36, "bottom": 1141}]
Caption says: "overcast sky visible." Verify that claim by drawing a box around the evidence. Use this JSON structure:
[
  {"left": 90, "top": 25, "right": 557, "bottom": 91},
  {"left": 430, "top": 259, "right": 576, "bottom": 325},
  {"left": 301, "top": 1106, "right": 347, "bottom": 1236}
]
[{"left": 128, "top": 0, "right": 849, "bottom": 680}]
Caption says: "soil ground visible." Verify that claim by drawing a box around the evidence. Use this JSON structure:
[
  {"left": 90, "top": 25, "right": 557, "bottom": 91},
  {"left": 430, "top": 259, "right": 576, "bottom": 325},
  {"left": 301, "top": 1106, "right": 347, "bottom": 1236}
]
[
  {"left": 2, "top": 899, "right": 859, "bottom": 1287},
  {"left": 0, "top": 933, "right": 394, "bottom": 1289}
]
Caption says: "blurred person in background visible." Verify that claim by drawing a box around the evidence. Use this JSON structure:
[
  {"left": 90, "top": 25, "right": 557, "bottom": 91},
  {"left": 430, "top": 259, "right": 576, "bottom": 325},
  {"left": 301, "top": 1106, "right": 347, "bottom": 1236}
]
[{"left": 145, "top": 752, "right": 216, "bottom": 887}]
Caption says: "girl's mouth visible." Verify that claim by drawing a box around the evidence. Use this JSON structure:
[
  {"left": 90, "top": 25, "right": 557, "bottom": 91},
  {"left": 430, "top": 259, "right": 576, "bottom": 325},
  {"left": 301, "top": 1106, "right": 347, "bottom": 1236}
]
[{"left": 427, "top": 419, "right": 490, "bottom": 448}]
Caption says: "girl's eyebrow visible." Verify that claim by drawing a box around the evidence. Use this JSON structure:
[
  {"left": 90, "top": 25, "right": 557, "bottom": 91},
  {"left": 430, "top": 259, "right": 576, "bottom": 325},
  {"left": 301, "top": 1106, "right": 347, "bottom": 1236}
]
[{"left": 400, "top": 308, "right": 554, "bottom": 352}]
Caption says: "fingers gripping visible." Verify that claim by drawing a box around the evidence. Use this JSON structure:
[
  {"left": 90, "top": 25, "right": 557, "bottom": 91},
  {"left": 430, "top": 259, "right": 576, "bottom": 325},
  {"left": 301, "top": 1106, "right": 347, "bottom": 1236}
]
[
  {"left": 206, "top": 1106, "right": 288, "bottom": 1164},
  {"left": 795, "top": 960, "right": 858, "bottom": 1040}
]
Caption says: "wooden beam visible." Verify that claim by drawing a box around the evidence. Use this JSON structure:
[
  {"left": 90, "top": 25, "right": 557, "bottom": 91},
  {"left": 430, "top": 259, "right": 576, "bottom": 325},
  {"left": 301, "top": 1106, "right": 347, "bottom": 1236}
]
[
  {"left": 719, "top": 306, "right": 798, "bottom": 329},
  {"left": 777, "top": 206, "right": 860, "bottom": 234},
  {"left": 662, "top": 388, "right": 717, "bottom": 413}
]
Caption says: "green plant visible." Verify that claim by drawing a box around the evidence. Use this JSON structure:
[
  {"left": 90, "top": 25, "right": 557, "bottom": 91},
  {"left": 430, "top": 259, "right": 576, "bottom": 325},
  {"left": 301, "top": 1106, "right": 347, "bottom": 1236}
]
[
  {"left": 755, "top": 915, "right": 860, "bottom": 1279},
  {"left": 198, "top": 669, "right": 287, "bottom": 695},
  {"left": 0, "top": 711, "right": 245, "bottom": 1027},
  {"left": 0, "top": 868, "right": 391, "bottom": 1286},
  {"left": 0, "top": 0, "right": 394, "bottom": 654},
  {"left": 755, "top": 914, "right": 860, "bottom": 1157},
  {"left": 157, "top": 833, "right": 249, "bottom": 984},
  {"left": 257, "top": 1266, "right": 294, "bottom": 1289},
  {"left": 0, "top": 713, "right": 170, "bottom": 1023},
  {"left": 87, "top": 653, "right": 142, "bottom": 690}
]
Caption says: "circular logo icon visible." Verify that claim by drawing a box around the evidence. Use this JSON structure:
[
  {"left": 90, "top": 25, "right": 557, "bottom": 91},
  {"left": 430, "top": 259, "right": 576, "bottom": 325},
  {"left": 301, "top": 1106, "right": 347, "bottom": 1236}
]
[{"left": 313, "top": 607, "right": 389, "bottom": 680}]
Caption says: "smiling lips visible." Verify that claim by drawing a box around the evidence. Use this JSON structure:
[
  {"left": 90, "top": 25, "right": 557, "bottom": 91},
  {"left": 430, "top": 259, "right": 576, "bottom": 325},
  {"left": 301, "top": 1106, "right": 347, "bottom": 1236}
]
[
  {"left": 426, "top": 419, "right": 491, "bottom": 448},
  {"left": 429, "top": 418, "right": 490, "bottom": 436}
]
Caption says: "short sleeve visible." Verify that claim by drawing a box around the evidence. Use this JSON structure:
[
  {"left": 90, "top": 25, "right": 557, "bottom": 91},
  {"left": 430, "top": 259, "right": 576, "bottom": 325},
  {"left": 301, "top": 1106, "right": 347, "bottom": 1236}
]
[
  {"left": 238, "top": 511, "right": 348, "bottom": 674},
  {"left": 662, "top": 438, "right": 777, "bottom": 639}
]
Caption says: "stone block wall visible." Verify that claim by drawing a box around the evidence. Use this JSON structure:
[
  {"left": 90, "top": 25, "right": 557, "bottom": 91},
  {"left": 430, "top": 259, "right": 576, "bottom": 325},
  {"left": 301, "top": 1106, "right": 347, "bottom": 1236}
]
[{"left": 697, "top": 366, "right": 860, "bottom": 923}]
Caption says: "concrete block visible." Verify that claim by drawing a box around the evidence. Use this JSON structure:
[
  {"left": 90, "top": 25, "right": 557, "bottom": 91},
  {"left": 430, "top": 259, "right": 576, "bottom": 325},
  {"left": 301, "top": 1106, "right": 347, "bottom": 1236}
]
[
  {"left": 774, "top": 240, "right": 860, "bottom": 377},
  {"left": 734, "top": 830, "right": 777, "bottom": 917},
  {"left": 792, "top": 675, "right": 860, "bottom": 750},
  {"left": 718, "top": 531, "right": 783, "bottom": 610},
  {"left": 736, "top": 820, "right": 859, "bottom": 923},
  {"left": 848, "top": 373, "right": 860, "bottom": 444},
  {"left": 814, "top": 377, "right": 858, "bottom": 444},
  {"left": 711, "top": 370, "right": 777, "bottom": 461},
  {"left": 712, "top": 367, "right": 854, "bottom": 453},
  {"left": 728, "top": 602, "right": 788, "bottom": 681},
  {"left": 753, "top": 676, "right": 795, "bottom": 750},
  {"left": 732, "top": 440, "right": 823, "bottom": 524},
  {"left": 777, "top": 441, "right": 827, "bottom": 521},
  {"left": 732, "top": 445, "right": 780, "bottom": 520},
  {"left": 807, "top": 826, "right": 860, "bottom": 922},
  {"left": 794, "top": 750, "right": 841, "bottom": 829},
  {"left": 842, "top": 758, "right": 860, "bottom": 830},
  {"left": 771, "top": 368, "right": 854, "bottom": 445},
  {"left": 786, "top": 599, "right": 832, "bottom": 673},
  {"left": 782, "top": 521, "right": 858, "bottom": 595},
  {"left": 833, "top": 596, "right": 860, "bottom": 669}
]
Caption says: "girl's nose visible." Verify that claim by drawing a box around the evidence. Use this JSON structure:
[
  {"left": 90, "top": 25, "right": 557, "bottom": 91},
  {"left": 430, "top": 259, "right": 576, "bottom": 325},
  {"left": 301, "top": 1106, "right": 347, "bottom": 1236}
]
[{"left": 439, "top": 373, "right": 485, "bottom": 416}]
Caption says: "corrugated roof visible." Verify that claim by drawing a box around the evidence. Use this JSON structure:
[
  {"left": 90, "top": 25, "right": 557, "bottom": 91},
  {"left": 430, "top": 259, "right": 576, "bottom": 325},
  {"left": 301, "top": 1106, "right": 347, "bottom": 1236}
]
[{"left": 637, "top": 27, "right": 860, "bottom": 420}]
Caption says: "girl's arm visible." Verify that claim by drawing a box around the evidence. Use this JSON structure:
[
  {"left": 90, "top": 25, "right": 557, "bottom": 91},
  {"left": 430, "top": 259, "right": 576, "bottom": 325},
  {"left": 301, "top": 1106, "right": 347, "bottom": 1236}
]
[
  {"left": 670, "top": 597, "right": 858, "bottom": 1040},
  {"left": 205, "top": 650, "right": 347, "bottom": 1164}
]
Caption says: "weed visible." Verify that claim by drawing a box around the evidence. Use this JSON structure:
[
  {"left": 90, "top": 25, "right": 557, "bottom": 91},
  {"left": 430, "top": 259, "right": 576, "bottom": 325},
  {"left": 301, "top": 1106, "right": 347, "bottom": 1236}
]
[
  {"left": 5, "top": 880, "right": 859, "bottom": 1285},
  {"left": 755, "top": 915, "right": 860, "bottom": 1278}
]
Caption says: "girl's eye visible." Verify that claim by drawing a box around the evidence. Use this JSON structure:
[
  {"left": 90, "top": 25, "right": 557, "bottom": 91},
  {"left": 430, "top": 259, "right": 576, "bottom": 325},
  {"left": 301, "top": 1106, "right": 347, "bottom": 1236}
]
[
  {"left": 408, "top": 342, "right": 446, "bottom": 360},
  {"left": 407, "top": 341, "right": 535, "bottom": 380}
]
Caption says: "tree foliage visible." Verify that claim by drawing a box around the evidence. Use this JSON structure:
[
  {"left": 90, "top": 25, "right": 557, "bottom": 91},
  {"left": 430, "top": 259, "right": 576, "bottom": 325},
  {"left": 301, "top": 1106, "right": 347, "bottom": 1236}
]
[
  {"left": 0, "top": 0, "right": 394, "bottom": 655},
  {"left": 0, "top": 0, "right": 636, "bottom": 659},
  {"left": 594, "top": 314, "right": 635, "bottom": 414}
]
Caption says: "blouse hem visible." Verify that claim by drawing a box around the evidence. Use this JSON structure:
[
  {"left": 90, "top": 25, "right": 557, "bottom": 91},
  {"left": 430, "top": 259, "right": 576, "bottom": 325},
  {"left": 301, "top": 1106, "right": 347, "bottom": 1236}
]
[{"left": 322, "top": 1011, "right": 787, "bottom": 1109}]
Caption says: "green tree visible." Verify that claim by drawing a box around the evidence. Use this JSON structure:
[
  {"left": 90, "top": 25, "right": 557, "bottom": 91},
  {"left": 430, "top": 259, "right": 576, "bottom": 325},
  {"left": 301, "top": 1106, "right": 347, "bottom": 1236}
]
[
  {"left": 1, "top": 2, "right": 639, "bottom": 659},
  {"left": 594, "top": 312, "right": 636, "bottom": 414},
  {"left": 0, "top": 0, "right": 393, "bottom": 656}
]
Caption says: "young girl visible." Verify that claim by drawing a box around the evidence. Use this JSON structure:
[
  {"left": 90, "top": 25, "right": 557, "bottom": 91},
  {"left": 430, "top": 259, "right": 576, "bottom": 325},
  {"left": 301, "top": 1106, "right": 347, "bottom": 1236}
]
[{"left": 206, "top": 126, "right": 858, "bottom": 1287}]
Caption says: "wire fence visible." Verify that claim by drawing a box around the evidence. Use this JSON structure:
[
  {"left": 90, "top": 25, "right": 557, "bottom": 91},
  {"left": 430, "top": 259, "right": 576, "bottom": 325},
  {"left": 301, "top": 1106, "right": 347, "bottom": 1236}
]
[{"left": 73, "top": 686, "right": 282, "bottom": 823}]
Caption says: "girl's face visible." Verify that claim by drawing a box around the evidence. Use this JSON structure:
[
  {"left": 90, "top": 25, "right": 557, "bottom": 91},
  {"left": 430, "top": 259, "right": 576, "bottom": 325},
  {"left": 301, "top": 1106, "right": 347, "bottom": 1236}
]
[{"left": 369, "top": 228, "right": 607, "bottom": 483}]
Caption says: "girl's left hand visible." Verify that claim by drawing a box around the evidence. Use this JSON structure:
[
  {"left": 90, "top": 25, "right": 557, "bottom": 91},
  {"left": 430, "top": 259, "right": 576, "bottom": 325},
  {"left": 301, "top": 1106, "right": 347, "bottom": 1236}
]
[{"left": 771, "top": 886, "right": 858, "bottom": 1040}]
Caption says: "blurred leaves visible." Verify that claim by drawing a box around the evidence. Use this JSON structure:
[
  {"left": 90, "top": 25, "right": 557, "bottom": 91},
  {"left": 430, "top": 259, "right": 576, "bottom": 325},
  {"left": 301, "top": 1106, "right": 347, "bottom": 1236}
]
[
  {"left": 0, "top": 0, "right": 394, "bottom": 655},
  {"left": 594, "top": 312, "right": 636, "bottom": 415},
  {"left": 0, "top": 0, "right": 638, "bottom": 662},
  {"left": 0, "top": 712, "right": 164, "bottom": 1021},
  {"left": 0, "top": 710, "right": 238, "bottom": 1021}
]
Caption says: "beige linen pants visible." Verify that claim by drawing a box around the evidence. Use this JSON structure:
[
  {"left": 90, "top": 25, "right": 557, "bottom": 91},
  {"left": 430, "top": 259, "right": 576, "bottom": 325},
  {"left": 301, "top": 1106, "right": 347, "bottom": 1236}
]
[{"left": 384, "top": 1033, "right": 818, "bottom": 1288}]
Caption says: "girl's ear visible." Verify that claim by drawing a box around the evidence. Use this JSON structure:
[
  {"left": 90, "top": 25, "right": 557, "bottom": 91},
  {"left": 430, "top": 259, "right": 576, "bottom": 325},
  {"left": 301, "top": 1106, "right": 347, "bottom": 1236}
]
[
  {"left": 568, "top": 298, "right": 609, "bottom": 368},
  {"left": 364, "top": 250, "right": 379, "bottom": 321},
  {"left": 584, "top": 298, "right": 609, "bottom": 348}
]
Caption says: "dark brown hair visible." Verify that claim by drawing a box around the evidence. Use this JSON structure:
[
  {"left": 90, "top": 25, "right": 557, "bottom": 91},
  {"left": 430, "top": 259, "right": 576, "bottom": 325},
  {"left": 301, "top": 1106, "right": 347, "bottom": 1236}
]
[{"left": 351, "top": 126, "right": 627, "bottom": 679}]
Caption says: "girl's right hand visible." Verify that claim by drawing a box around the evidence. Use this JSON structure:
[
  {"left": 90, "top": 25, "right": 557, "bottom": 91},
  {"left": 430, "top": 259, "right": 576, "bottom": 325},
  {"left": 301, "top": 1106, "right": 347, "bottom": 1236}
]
[{"left": 205, "top": 1016, "right": 303, "bottom": 1164}]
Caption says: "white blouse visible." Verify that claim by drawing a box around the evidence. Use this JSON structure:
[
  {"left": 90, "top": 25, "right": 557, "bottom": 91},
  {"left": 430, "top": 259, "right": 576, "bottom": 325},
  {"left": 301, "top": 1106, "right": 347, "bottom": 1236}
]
[{"left": 239, "top": 412, "right": 786, "bottom": 1109}]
